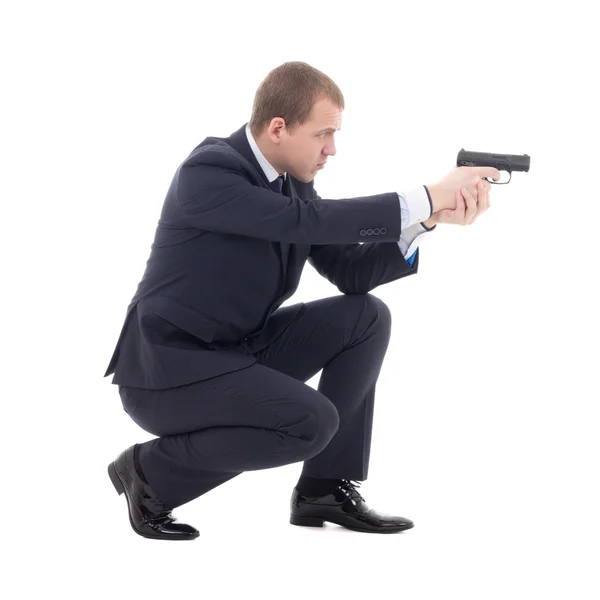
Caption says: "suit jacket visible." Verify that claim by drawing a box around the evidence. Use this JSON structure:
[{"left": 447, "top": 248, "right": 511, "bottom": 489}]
[{"left": 104, "top": 123, "right": 420, "bottom": 389}]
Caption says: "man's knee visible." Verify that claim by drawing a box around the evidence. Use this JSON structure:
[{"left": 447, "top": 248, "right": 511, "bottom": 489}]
[
  {"left": 349, "top": 293, "right": 391, "bottom": 337},
  {"left": 292, "top": 394, "right": 340, "bottom": 455},
  {"left": 364, "top": 293, "right": 391, "bottom": 326}
]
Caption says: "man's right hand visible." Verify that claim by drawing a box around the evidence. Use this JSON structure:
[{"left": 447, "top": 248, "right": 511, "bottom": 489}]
[{"left": 427, "top": 166, "right": 501, "bottom": 213}]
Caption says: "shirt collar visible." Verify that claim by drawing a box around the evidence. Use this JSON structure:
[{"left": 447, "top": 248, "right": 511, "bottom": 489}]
[{"left": 245, "top": 124, "right": 286, "bottom": 183}]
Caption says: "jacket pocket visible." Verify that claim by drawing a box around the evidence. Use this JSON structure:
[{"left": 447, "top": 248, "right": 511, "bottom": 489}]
[{"left": 151, "top": 294, "right": 220, "bottom": 343}]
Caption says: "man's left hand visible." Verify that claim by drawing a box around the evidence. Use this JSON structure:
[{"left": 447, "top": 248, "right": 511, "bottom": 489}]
[{"left": 432, "top": 179, "right": 491, "bottom": 226}]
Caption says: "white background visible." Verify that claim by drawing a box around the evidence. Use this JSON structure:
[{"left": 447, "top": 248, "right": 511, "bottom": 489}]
[{"left": 3, "top": 0, "right": 599, "bottom": 598}]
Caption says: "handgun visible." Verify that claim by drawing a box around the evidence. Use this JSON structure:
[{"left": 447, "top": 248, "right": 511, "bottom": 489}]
[{"left": 457, "top": 149, "right": 530, "bottom": 184}]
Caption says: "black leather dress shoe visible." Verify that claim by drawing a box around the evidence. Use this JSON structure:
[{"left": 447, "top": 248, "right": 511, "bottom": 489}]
[
  {"left": 107, "top": 445, "right": 199, "bottom": 540},
  {"left": 290, "top": 479, "right": 414, "bottom": 533}
]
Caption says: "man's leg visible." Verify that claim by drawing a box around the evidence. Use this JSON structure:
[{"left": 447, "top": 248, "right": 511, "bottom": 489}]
[
  {"left": 119, "top": 363, "right": 340, "bottom": 509},
  {"left": 250, "top": 292, "right": 392, "bottom": 482},
  {"left": 251, "top": 293, "right": 414, "bottom": 533}
]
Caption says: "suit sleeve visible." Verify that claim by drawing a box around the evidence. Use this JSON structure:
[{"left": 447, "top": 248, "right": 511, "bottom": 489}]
[
  {"left": 308, "top": 188, "right": 419, "bottom": 295},
  {"left": 308, "top": 242, "right": 420, "bottom": 294},
  {"left": 175, "top": 150, "right": 402, "bottom": 245}
]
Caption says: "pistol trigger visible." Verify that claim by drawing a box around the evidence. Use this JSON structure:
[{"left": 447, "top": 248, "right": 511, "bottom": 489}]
[{"left": 488, "top": 171, "right": 512, "bottom": 185}]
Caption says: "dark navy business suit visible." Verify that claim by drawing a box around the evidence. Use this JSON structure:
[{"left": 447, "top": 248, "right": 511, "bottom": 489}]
[{"left": 105, "top": 123, "right": 423, "bottom": 508}]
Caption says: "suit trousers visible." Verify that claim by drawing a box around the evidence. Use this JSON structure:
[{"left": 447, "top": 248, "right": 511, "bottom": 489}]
[{"left": 118, "top": 293, "right": 392, "bottom": 509}]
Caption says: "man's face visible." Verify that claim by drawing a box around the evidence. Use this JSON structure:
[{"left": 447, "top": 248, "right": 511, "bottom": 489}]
[{"left": 264, "top": 95, "right": 342, "bottom": 183}]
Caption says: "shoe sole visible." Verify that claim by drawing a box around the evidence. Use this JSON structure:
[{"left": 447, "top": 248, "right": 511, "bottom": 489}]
[
  {"left": 107, "top": 462, "right": 199, "bottom": 541},
  {"left": 290, "top": 513, "right": 413, "bottom": 533}
]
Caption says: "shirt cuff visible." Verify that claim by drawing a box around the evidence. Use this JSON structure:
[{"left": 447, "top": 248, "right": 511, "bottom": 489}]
[
  {"left": 397, "top": 185, "right": 433, "bottom": 229},
  {"left": 397, "top": 221, "right": 434, "bottom": 258}
]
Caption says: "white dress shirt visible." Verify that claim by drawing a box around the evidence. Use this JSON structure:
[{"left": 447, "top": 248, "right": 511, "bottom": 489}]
[{"left": 245, "top": 125, "right": 434, "bottom": 263}]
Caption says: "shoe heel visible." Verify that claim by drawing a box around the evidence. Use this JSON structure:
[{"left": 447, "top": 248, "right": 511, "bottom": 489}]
[
  {"left": 107, "top": 462, "right": 125, "bottom": 495},
  {"left": 290, "top": 514, "right": 325, "bottom": 527}
]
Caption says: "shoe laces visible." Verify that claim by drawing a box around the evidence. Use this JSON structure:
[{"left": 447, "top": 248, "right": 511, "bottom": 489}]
[{"left": 339, "top": 479, "right": 365, "bottom": 503}]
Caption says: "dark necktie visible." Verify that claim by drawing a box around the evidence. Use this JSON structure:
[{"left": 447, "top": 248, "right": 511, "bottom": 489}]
[
  {"left": 269, "top": 174, "right": 288, "bottom": 269},
  {"left": 270, "top": 174, "right": 284, "bottom": 194}
]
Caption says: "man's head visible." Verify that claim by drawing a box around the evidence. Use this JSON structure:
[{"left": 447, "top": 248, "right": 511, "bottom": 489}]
[{"left": 248, "top": 62, "right": 344, "bottom": 183}]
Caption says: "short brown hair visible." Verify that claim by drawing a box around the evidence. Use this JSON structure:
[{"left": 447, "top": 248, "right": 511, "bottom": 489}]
[{"left": 248, "top": 62, "right": 345, "bottom": 137}]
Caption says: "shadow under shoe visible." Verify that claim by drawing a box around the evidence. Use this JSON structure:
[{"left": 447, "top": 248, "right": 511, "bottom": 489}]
[
  {"left": 290, "top": 479, "right": 414, "bottom": 533},
  {"left": 108, "top": 444, "right": 199, "bottom": 540}
]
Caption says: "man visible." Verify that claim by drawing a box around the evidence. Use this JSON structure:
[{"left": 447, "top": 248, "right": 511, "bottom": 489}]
[{"left": 105, "top": 61, "right": 500, "bottom": 540}]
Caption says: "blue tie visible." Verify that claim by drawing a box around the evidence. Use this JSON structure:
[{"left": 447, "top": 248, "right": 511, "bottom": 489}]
[{"left": 270, "top": 174, "right": 284, "bottom": 193}]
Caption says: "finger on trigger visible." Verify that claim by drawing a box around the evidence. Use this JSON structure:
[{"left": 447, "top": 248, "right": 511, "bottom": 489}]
[{"left": 480, "top": 167, "right": 501, "bottom": 181}]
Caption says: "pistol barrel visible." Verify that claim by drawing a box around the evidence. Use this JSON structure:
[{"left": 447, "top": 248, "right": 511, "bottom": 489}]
[{"left": 457, "top": 149, "right": 530, "bottom": 172}]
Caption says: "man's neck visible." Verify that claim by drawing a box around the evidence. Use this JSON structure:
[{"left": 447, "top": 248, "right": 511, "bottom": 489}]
[{"left": 255, "top": 135, "right": 284, "bottom": 176}]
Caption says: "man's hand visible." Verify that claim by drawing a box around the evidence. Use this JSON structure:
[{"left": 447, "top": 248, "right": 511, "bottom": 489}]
[
  {"left": 433, "top": 180, "right": 491, "bottom": 226},
  {"left": 427, "top": 166, "right": 500, "bottom": 212}
]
